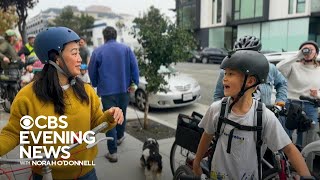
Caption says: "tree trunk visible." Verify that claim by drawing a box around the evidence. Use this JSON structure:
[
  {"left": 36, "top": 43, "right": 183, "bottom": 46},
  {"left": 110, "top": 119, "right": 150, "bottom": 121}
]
[
  {"left": 16, "top": 4, "right": 27, "bottom": 44},
  {"left": 143, "top": 93, "right": 149, "bottom": 129}
]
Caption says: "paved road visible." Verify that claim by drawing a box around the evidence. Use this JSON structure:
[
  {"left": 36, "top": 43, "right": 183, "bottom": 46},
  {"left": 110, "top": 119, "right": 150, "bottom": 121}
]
[{"left": 174, "top": 62, "right": 221, "bottom": 106}]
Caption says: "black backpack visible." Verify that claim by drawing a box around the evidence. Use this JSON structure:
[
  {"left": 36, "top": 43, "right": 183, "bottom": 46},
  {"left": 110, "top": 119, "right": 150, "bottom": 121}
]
[{"left": 210, "top": 97, "right": 264, "bottom": 180}]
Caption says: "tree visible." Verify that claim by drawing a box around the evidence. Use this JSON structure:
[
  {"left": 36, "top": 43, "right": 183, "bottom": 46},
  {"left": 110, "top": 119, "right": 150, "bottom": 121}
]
[
  {"left": 132, "top": 6, "right": 196, "bottom": 129},
  {"left": 0, "top": 6, "right": 18, "bottom": 35},
  {"left": 0, "top": 0, "right": 39, "bottom": 44},
  {"left": 51, "top": 6, "right": 94, "bottom": 44}
]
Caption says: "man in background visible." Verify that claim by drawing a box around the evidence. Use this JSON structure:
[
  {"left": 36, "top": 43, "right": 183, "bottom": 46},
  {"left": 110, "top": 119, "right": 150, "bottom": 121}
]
[
  {"left": 79, "top": 37, "right": 90, "bottom": 65},
  {"left": 89, "top": 26, "right": 139, "bottom": 163}
]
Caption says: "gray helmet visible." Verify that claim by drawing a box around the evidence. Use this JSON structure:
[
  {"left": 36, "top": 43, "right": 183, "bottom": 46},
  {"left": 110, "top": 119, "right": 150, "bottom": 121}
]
[
  {"left": 233, "top": 35, "right": 262, "bottom": 51},
  {"left": 299, "top": 40, "right": 319, "bottom": 54},
  {"left": 220, "top": 50, "right": 269, "bottom": 84}
]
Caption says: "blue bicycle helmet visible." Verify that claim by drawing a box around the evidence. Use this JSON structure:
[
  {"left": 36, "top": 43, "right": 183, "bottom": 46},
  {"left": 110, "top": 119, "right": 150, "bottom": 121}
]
[
  {"left": 80, "top": 64, "right": 88, "bottom": 70},
  {"left": 34, "top": 27, "right": 80, "bottom": 64}
]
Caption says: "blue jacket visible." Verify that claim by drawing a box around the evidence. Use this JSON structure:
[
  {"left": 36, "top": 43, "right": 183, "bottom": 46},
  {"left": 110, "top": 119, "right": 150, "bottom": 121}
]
[
  {"left": 88, "top": 40, "right": 139, "bottom": 96},
  {"left": 213, "top": 63, "right": 287, "bottom": 105}
]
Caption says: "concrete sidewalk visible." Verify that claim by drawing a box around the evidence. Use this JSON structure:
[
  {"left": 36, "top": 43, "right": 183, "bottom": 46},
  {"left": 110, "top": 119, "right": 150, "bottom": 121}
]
[{"left": 0, "top": 107, "right": 176, "bottom": 180}]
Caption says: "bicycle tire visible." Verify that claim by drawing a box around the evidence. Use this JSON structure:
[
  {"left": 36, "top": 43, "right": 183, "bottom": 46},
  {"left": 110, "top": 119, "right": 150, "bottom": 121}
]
[
  {"left": 173, "top": 165, "right": 194, "bottom": 180},
  {"left": 2, "top": 86, "right": 18, "bottom": 113},
  {"left": 170, "top": 141, "right": 196, "bottom": 176}
]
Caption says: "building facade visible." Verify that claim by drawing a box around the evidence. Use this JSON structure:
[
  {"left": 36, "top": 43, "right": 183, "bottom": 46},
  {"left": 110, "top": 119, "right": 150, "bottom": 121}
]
[{"left": 176, "top": 0, "right": 320, "bottom": 51}]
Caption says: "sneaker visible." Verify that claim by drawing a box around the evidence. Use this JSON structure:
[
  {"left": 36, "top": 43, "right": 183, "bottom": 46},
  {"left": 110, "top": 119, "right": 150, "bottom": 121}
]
[
  {"left": 117, "top": 136, "right": 126, "bottom": 145},
  {"left": 105, "top": 153, "right": 118, "bottom": 163}
]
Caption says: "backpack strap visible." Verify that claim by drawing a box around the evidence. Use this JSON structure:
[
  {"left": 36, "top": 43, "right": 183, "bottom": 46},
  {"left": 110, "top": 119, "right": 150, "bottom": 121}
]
[
  {"left": 256, "top": 101, "right": 263, "bottom": 180},
  {"left": 209, "top": 97, "right": 228, "bottom": 172},
  {"left": 215, "top": 97, "right": 228, "bottom": 140}
]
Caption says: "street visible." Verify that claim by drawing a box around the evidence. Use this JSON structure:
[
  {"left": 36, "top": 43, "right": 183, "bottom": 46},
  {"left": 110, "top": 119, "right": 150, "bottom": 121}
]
[{"left": 174, "top": 62, "right": 221, "bottom": 106}]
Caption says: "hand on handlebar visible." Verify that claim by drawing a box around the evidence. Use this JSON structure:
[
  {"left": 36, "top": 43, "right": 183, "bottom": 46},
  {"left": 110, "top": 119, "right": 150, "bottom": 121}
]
[
  {"left": 192, "top": 161, "right": 203, "bottom": 176},
  {"left": 3, "top": 57, "right": 10, "bottom": 63}
]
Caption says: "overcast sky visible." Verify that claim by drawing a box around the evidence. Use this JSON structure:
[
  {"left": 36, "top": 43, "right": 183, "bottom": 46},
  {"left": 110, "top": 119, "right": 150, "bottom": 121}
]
[{"left": 28, "top": 0, "right": 176, "bottom": 20}]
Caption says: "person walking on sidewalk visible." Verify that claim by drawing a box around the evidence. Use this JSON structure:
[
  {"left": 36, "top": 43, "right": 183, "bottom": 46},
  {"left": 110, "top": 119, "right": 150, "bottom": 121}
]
[{"left": 88, "top": 26, "right": 139, "bottom": 163}]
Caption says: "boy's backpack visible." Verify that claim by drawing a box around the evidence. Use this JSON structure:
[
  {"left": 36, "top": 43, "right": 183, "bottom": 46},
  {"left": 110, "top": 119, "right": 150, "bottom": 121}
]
[{"left": 210, "top": 97, "right": 264, "bottom": 180}]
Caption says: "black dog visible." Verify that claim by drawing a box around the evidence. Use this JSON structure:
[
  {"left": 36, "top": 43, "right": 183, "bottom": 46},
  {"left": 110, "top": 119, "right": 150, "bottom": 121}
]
[{"left": 140, "top": 138, "right": 162, "bottom": 180}]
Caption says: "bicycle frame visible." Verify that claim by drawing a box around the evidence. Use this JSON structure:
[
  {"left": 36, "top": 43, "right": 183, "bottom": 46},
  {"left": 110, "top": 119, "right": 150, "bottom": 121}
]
[{"left": 0, "top": 122, "right": 112, "bottom": 180}]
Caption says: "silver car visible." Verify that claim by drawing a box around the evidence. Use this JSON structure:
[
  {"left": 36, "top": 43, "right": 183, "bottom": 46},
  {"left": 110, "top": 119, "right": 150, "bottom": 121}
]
[{"left": 130, "top": 65, "right": 201, "bottom": 111}]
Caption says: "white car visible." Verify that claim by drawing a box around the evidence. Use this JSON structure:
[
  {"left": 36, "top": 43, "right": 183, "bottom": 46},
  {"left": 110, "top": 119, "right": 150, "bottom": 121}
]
[
  {"left": 264, "top": 50, "right": 320, "bottom": 64},
  {"left": 130, "top": 65, "right": 201, "bottom": 111}
]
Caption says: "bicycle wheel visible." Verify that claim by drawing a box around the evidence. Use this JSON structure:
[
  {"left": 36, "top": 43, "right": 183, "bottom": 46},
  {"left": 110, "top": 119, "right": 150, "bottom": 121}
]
[
  {"left": 170, "top": 141, "right": 196, "bottom": 175},
  {"left": 173, "top": 165, "right": 194, "bottom": 180},
  {"left": 2, "top": 86, "right": 18, "bottom": 113}
]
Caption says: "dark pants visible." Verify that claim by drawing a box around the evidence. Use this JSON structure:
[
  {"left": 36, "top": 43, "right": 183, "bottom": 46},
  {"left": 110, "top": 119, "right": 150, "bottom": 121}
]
[
  {"left": 33, "top": 168, "right": 98, "bottom": 180},
  {"left": 101, "top": 93, "right": 129, "bottom": 154}
]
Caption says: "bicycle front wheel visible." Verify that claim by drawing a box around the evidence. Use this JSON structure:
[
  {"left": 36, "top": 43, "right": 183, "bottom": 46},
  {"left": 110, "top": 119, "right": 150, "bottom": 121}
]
[{"left": 170, "top": 141, "right": 196, "bottom": 175}]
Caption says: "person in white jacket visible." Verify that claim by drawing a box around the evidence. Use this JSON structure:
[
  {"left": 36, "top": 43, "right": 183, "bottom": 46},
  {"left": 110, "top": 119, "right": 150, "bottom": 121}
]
[{"left": 276, "top": 40, "right": 320, "bottom": 147}]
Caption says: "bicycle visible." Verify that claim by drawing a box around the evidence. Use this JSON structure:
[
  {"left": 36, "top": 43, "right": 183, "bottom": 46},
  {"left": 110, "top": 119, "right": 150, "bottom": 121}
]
[
  {"left": 0, "top": 122, "right": 113, "bottom": 180},
  {"left": 0, "top": 60, "right": 22, "bottom": 112}
]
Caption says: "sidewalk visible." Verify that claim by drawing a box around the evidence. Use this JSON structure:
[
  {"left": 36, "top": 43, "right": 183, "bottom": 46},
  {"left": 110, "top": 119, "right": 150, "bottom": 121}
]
[{"left": 0, "top": 107, "right": 175, "bottom": 180}]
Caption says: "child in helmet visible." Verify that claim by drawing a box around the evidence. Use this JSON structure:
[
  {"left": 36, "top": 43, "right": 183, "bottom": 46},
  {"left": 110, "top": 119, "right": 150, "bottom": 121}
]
[
  {"left": 193, "top": 50, "right": 310, "bottom": 179},
  {"left": 78, "top": 64, "right": 90, "bottom": 84}
]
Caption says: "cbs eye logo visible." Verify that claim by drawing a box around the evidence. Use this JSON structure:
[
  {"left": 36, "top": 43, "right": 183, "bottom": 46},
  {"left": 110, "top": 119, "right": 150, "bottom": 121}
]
[{"left": 20, "top": 116, "right": 34, "bottom": 130}]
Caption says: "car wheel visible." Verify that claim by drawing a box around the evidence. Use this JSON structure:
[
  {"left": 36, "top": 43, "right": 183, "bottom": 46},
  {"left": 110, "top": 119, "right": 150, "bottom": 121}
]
[
  {"left": 202, "top": 57, "right": 208, "bottom": 64},
  {"left": 192, "top": 57, "right": 197, "bottom": 63},
  {"left": 135, "top": 89, "right": 146, "bottom": 111}
]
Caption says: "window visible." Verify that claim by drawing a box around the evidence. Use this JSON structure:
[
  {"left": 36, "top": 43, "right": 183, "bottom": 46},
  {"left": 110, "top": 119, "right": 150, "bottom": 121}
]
[
  {"left": 212, "top": 0, "right": 223, "bottom": 24},
  {"left": 212, "top": 0, "right": 215, "bottom": 24},
  {"left": 217, "top": 0, "right": 222, "bottom": 23},
  {"left": 296, "top": 0, "right": 305, "bottom": 13},
  {"left": 233, "top": 0, "right": 263, "bottom": 20},
  {"left": 179, "top": 3, "right": 196, "bottom": 29},
  {"left": 288, "top": 0, "right": 294, "bottom": 14}
]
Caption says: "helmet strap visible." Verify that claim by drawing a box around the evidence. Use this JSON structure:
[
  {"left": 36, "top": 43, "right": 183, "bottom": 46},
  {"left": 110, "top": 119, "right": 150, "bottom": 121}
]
[
  {"left": 48, "top": 56, "right": 76, "bottom": 86},
  {"left": 229, "top": 75, "right": 258, "bottom": 112}
]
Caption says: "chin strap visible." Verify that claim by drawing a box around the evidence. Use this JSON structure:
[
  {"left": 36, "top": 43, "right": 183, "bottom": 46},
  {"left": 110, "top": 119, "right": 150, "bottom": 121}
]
[
  {"left": 48, "top": 60, "right": 76, "bottom": 86},
  {"left": 229, "top": 75, "right": 259, "bottom": 112}
]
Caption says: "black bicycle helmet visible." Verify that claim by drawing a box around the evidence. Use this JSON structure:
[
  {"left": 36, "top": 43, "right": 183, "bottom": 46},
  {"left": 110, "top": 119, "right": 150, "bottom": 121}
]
[
  {"left": 34, "top": 27, "right": 80, "bottom": 64},
  {"left": 299, "top": 40, "right": 319, "bottom": 54},
  {"left": 233, "top": 35, "right": 262, "bottom": 51},
  {"left": 221, "top": 50, "right": 269, "bottom": 84}
]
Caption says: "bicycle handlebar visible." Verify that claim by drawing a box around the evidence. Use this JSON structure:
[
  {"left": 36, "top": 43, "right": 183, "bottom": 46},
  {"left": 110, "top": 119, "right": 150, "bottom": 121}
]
[{"left": 299, "top": 95, "right": 320, "bottom": 107}]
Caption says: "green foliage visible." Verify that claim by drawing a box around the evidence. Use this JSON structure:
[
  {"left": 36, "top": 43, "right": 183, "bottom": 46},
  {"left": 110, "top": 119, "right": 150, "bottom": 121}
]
[
  {"left": 0, "top": 0, "right": 39, "bottom": 43},
  {"left": 0, "top": 7, "right": 18, "bottom": 35},
  {"left": 51, "top": 6, "right": 95, "bottom": 44},
  {"left": 132, "top": 6, "right": 196, "bottom": 94}
]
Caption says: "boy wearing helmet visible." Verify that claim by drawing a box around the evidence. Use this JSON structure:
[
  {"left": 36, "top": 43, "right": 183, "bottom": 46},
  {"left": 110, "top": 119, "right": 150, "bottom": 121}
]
[
  {"left": 78, "top": 64, "right": 90, "bottom": 84},
  {"left": 193, "top": 50, "right": 310, "bottom": 179},
  {"left": 0, "top": 27, "right": 124, "bottom": 179}
]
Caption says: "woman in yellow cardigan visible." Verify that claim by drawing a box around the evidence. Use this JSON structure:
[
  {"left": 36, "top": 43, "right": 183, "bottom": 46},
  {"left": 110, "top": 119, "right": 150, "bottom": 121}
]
[{"left": 0, "top": 27, "right": 124, "bottom": 180}]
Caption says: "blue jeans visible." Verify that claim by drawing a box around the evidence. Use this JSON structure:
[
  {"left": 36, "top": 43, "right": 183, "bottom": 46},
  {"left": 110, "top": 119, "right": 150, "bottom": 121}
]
[
  {"left": 283, "top": 99, "right": 319, "bottom": 146},
  {"left": 101, "top": 93, "right": 129, "bottom": 154},
  {"left": 33, "top": 168, "right": 98, "bottom": 180}
]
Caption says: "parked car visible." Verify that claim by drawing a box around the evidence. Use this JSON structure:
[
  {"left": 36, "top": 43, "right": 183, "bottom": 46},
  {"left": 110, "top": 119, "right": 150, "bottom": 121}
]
[
  {"left": 130, "top": 65, "right": 201, "bottom": 111},
  {"left": 199, "top": 47, "right": 228, "bottom": 64},
  {"left": 187, "top": 50, "right": 201, "bottom": 63},
  {"left": 264, "top": 50, "right": 320, "bottom": 65}
]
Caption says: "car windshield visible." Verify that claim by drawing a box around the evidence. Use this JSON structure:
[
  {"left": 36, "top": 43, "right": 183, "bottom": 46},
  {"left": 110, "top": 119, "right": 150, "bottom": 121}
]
[{"left": 158, "top": 65, "right": 178, "bottom": 74}]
